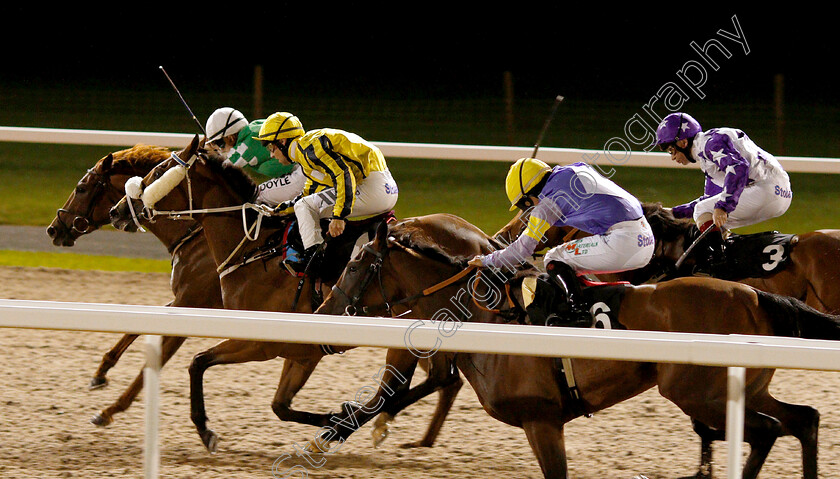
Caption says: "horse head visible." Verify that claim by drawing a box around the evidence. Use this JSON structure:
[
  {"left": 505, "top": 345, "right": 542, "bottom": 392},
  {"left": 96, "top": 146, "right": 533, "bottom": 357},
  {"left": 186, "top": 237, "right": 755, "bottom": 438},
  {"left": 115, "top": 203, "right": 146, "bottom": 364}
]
[
  {"left": 47, "top": 145, "right": 171, "bottom": 246},
  {"left": 318, "top": 213, "right": 503, "bottom": 318},
  {"left": 109, "top": 135, "right": 251, "bottom": 231},
  {"left": 318, "top": 220, "right": 397, "bottom": 317}
]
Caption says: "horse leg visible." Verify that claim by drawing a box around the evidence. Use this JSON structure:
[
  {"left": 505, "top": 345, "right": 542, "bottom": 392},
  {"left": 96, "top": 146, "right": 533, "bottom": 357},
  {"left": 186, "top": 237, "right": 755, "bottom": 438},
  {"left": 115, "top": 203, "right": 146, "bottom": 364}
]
[
  {"left": 189, "top": 339, "right": 286, "bottom": 453},
  {"left": 310, "top": 348, "right": 420, "bottom": 450},
  {"left": 270, "top": 357, "right": 333, "bottom": 427},
  {"left": 372, "top": 355, "right": 463, "bottom": 449},
  {"left": 690, "top": 419, "right": 725, "bottom": 479},
  {"left": 89, "top": 334, "right": 139, "bottom": 389},
  {"left": 398, "top": 373, "right": 463, "bottom": 449},
  {"left": 90, "top": 336, "right": 186, "bottom": 427},
  {"left": 683, "top": 403, "right": 781, "bottom": 479},
  {"left": 751, "top": 396, "right": 820, "bottom": 479},
  {"left": 522, "top": 419, "right": 568, "bottom": 479}
]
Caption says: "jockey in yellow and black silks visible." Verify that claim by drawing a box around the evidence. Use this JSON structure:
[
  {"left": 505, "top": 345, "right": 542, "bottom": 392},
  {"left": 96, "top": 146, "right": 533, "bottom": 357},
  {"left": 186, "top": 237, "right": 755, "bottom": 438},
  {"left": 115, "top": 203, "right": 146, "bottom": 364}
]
[{"left": 255, "top": 112, "right": 398, "bottom": 274}]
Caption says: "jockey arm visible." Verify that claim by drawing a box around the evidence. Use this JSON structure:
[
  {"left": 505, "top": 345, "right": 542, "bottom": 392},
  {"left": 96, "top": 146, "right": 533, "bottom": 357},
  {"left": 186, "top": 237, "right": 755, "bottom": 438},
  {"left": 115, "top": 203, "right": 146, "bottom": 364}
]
[{"left": 474, "top": 201, "right": 564, "bottom": 272}]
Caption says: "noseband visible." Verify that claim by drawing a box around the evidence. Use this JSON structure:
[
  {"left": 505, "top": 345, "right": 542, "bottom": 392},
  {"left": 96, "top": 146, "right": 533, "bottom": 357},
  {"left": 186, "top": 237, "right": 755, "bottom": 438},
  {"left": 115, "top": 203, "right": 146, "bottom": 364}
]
[
  {"left": 54, "top": 167, "right": 114, "bottom": 235},
  {"left": 331, "top": 243, "right": 392, "bottom": 317}
]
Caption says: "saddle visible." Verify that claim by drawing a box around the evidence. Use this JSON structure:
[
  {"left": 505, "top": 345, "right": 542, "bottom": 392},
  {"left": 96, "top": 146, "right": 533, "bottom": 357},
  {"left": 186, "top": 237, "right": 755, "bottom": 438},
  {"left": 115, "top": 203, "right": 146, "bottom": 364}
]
[
  {"left": 693, "top": 230, "right": 797, "bottom": 281},
  {"left": 249, "top": 210, "right": 398, "bottom": 282},
  {"left": 523, "top": 274, "right": 630, "bottom": 329}
]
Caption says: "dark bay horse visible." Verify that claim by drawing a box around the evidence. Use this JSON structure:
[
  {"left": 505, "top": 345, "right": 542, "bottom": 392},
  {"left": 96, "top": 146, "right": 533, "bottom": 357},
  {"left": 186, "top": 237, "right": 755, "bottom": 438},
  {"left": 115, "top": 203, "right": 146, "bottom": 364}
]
[
  {"left": 46, "top": 144, "right": 220, "bottom": 427},
  {"left": 108, "top": 135, "right": 460, "bottom": 452},
  {"left": 493, "top": 203, "right": 840, "bottom": 475},
  {"left": 314, "top": 216, "right": 840, "bottom": 479}
]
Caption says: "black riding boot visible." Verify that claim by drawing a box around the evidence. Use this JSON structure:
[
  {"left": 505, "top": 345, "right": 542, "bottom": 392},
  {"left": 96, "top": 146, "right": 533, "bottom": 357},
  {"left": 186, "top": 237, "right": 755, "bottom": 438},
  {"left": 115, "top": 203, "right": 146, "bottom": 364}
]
[
  {"left": 525, "top": 261, "right": 592, "bottom": 328},
  {"left": 284, "top": 243, "right": 325, "bottom": 276},
  {"left": 694, "top": 223, "right": 727, "bottom": 277}
]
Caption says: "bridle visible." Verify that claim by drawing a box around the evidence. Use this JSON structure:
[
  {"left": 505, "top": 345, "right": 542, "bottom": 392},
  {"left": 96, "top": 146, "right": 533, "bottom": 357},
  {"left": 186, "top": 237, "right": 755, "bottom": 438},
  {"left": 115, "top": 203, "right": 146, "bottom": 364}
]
[
  {"left": 330, "top": 242, "right": 397, "bottom": 317},
  {"left": 331, "top": 240, "right": 519, "bottom": 320},
  {"left": 54, "top": 167, "right": 116, "bottom": 235},
  {"left": 124, "top": 150, "right": 276, "bottom": 276}
]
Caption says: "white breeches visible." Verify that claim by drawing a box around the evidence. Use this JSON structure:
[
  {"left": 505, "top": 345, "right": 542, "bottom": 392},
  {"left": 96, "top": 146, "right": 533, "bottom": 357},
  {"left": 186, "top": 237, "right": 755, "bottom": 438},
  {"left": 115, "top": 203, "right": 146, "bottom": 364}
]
[
  {"left": 543, "top": 217, "right": 655, "bottom": 275},
  {"left": 294, "top": 170, "right": 399, "bottom": 250},
  {"left": 254, "top": 165, "right": 307, "bottom": 207},
  {"left": 693, "top": 175, "right": 792, "bottom": 229}
]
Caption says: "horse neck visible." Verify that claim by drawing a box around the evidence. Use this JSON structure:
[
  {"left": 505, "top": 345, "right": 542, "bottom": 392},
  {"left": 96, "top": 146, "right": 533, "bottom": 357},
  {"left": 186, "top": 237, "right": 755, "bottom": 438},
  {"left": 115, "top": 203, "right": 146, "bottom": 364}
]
[
  {"left": 142, "top": 217, "right": 203, "bottom": 254},
  {"left": 387, "top": 249, "right": 497, "bottom": 324},
  {"left": 190, "top": 209, "right": 260, "bottom": 270}
]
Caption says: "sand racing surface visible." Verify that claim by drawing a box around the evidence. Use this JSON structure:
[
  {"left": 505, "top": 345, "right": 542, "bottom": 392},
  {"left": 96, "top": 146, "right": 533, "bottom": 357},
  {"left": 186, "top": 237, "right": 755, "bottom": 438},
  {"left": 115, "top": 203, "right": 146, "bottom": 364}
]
[{"left": 1, "top": 265, "right": 839, "bottom": 478}]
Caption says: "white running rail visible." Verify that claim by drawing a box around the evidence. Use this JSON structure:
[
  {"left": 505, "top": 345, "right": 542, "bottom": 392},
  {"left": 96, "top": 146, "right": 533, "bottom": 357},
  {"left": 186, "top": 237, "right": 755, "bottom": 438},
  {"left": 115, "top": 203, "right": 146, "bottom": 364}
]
[
  {"left": 2, "top": 299, "right": 840, "bottom": 479},
  {"left": 1, "top": 126, "right": 839, "bottom": 173}
]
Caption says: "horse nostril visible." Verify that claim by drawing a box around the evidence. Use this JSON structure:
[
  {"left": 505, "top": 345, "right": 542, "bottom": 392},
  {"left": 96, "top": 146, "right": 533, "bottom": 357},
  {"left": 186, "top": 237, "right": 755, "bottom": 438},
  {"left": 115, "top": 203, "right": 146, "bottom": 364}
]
[{"left": 46, "top": 226, "right": 56, "bottom": 238}]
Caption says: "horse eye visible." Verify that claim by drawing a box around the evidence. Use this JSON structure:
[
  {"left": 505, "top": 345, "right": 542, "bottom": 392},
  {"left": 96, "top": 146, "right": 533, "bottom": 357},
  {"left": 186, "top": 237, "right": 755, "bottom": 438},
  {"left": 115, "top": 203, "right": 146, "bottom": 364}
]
[{"left": 75, "top": 185, "right": 87, "bottom": 194}]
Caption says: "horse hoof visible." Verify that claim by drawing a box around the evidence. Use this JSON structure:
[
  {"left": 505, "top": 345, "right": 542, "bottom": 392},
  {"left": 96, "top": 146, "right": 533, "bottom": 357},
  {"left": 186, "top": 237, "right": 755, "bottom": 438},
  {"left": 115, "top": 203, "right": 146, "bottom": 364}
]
[
  {"left": 90, "top": 413, "right": 112, "bottom": 427},
  {"left": 201, "top": 430, "right": 219, "bottom": 454},
  {"left": 371, "top": 424, "right": 390, "bottom": 448},
  {"left": 304, "top": 433, "right": 336, "bottom": 454},
  {"left": 89, "top": 376, "right": 108, "bottom": 390},
  {"left": 371, "top": 412, "right": 394, "bottom": 448}
]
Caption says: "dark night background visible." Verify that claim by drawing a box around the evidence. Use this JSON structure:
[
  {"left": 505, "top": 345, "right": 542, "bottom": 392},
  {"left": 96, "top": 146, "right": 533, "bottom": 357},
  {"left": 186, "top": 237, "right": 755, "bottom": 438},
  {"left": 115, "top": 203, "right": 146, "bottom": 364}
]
[{"left": 5, "top": 6, "right": 833, "bottom": 101}]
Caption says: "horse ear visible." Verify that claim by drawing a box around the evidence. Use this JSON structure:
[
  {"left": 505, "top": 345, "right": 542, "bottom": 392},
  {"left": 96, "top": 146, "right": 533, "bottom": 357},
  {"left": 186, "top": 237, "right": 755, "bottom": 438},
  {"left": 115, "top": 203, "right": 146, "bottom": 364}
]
[
  {"left": 179, "top": 134, "right": 200, "bottom": 161},
  {"left": 373, "top": 220, "right": 389, "bottom": 247},
  {"left": 101, "top": 153, "right": 113, "bottom": 172}
]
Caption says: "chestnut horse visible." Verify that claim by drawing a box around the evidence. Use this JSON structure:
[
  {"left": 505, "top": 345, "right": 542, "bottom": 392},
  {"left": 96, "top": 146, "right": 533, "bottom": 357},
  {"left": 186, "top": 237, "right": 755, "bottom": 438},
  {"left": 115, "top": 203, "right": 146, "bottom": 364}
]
[
  {"left": 108, "top": 136, "right": 461, "bottom": 452},
  {"left": 47, "top": 144, "right": 219, "bottom": 427},
  {"left": 492, "top": 204, "right": 840, "bottom": 476},
  {"left": 313, "top": 216, "right": 840, "bottom": 479}
]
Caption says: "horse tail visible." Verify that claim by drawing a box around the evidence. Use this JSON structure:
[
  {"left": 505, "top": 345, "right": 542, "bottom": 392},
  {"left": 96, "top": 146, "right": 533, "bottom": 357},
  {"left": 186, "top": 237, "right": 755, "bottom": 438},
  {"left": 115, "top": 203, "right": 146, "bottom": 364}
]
[{"left": 754, "top": 289, "right": 840, "bottom": 340}]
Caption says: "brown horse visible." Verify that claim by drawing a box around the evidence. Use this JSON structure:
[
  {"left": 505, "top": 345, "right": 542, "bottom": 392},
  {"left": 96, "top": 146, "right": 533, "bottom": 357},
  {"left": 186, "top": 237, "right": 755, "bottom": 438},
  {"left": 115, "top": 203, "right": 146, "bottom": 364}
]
[
  {"left": 627, "top": 203, "right": 840, "bottom": 313},
  {"left": 493, "top": 203, "right": 840, "bottom": 475},
  {"left": 46, "top": 144, "right": 219, "bottom": 427},
  {"left": 314, "top": 215, "right": 840, "bottom": 479},
  {"left": 108, "top": 135, "right": 461, "bottom": 452}
]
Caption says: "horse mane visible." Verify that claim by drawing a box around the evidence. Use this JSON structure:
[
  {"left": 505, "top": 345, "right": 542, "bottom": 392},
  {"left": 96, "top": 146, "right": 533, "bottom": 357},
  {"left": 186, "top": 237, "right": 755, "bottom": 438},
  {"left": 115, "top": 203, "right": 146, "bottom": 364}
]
[
  {"left": 387, "top": 214, "right": 500, "bottom": 267},
  {"left": 641, "top": 201, "right": 694, "bottom": 241},
  {"left": 200, "top": 153, "right": 259, "bottom": 203},
  {"left": 107, "top": 144, "right": 172, "bottom": 176}
]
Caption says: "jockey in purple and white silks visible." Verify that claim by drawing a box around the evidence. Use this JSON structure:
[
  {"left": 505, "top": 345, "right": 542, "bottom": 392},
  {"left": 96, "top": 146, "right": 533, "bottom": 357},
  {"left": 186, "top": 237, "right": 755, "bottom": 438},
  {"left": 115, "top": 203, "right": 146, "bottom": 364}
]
[
  {"left": 655, "top": 112, "right": 792, "bottom": 234},
  {"left": 469, "top": 158, "right": 654, "bottom": 327}
]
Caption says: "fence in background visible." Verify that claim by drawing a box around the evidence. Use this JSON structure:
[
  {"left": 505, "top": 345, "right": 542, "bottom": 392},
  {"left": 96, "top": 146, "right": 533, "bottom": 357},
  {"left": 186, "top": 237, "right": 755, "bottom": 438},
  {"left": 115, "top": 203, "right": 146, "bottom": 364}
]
[{"left": 1, "top": 126, "right": 839, "bottom": 173}]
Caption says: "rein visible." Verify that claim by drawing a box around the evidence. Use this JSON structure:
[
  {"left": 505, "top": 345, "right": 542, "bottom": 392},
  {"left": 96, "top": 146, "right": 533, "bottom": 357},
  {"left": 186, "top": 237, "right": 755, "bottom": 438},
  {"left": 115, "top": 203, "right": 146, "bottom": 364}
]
[
  {"left": 127, "top": 150, "right": 279, "bottom": 277},
  {"left": 335, "top": 240, "right": 518, "bottom": 319}
]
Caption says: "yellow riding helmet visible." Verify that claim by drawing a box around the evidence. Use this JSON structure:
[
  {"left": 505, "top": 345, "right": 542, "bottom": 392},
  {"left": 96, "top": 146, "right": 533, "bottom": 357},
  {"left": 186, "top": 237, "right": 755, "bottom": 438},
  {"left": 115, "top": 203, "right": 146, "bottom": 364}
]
[
  {"left": 505, "top": 157, "right": 552, "bottom": 211},
  {"left": 254, "top": 112, "right": 305, "bottom": 142}
]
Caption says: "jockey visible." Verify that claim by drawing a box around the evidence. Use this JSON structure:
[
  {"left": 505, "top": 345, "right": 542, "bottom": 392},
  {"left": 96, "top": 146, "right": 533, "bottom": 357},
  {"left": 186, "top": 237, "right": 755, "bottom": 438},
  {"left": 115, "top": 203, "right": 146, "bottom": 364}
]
[
  {"left": 254, "top": 111, "right": 399, "bottom": 274},
  {"left": 204, "top": 107, "right": 306, "bottom": 207},
  {"left": 468, "top": 157, "right": 654, "bottom": 327},
  {"left": 655, "top": 112, "right": 792, "bottom": 269}
]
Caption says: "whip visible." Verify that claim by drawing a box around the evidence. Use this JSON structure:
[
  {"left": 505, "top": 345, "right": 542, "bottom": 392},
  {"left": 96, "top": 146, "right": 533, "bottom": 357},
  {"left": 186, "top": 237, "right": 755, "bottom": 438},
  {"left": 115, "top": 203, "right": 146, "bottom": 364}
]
[
  {"left": 531, "top": 95, "right": 564, "bottom": 157},
  {"left": 159, "top": 66, "right": 206, "bottom": 136}
]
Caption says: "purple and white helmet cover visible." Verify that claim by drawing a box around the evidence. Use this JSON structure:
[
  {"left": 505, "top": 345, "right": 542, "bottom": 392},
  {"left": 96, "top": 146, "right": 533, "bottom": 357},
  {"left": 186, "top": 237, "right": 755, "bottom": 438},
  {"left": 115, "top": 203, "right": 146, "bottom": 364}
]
[{"left": 655, "top": 113, "right": 702, "bottom": 146}]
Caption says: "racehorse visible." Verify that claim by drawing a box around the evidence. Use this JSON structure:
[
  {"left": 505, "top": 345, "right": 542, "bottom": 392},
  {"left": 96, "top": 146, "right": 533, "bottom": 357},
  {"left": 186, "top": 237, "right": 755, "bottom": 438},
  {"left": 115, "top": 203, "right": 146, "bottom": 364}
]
[
  {"left": 628, "top": 203, "right": 840, "bottom": 314},
  {"left": 46, "top": 144, "right": 219, "bottom": 427},
  {"left": 108, "top": 135, "right": 461, "bottom": 452},
  {"left": 492, "top": 202, "right": 840, "bottom": 475},
  {"left": 313, "top": 216, "right": 840, "bottom": 479}
]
